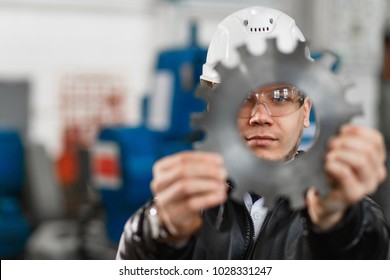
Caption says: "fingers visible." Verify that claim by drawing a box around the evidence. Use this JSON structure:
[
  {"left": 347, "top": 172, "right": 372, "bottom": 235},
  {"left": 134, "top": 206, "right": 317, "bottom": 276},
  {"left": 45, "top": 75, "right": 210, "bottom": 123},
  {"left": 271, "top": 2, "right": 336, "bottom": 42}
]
[
  {"left": 340, "top": 125, "right": 386, "bottom": 158},
  {"left": 337, "top": 125, "right": 387, "bottom": 168},
  {"left": 324, "top": 124, "right": 387, "bottom": 205},
  {"left": 150, "top": 151, "right": 229, "bottom": 241},
  {"left": 154, "top": 151, "right": 225, "bottom": 173},
  {"left": 324, "top": 159, "right": 367, "bottom": 204},
  {"left": 307, "top": 125, "right": 387, "bottom": 230},
  {"left": 327, "top": 125, "right": 387, "bottom": 186},
  {"left": 156, "top": 178, "right": 228, "bottom": 211},
  {"left": 326, "top": 142, "right": 377, "bottom": 196},
  {"left": 151, "top": 151, "right": 227, "bottom": 195},
  {"left": 156, "top": 181, "right": 227, "bottom": 235},
  {"left": 306, "top": 187, "right": 346, "bottom": 231}
]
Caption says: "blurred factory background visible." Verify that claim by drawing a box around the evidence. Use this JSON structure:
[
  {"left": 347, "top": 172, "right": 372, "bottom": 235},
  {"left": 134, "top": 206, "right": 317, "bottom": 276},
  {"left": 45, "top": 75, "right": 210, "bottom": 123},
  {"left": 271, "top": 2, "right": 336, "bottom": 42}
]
[{"left": 0, "top": 0, "right": 389, "bottom": 260}]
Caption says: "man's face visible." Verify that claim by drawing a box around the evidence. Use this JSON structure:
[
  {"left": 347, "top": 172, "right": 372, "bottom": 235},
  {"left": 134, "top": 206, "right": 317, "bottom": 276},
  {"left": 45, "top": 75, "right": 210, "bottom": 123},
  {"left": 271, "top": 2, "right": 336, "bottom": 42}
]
[{"left": 237, "top": 84, "right": 312, "bottom": 161}]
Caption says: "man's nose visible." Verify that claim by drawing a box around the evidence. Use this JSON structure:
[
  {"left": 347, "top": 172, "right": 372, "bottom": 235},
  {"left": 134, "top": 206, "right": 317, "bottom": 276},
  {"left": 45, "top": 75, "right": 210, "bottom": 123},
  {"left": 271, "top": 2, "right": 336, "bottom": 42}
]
[
  {"left": 249, "top": 102, "right": 273, "bottom": 125},
  {"left": 251, "top": 102, "right": 272, "bottom": 117}
]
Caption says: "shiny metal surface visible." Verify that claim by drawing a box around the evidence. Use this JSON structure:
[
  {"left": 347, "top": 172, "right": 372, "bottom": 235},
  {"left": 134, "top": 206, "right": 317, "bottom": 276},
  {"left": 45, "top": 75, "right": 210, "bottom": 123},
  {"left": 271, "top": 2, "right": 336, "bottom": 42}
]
[{"left": 193, "top": 39, "right": 362, "bottom": 209}]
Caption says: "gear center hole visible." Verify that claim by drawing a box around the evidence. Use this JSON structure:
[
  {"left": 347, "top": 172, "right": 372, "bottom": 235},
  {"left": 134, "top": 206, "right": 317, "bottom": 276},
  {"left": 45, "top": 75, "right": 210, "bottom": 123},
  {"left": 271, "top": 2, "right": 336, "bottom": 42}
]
[{"left": 236, "top": 82, "right": 317, "bottom": 162}]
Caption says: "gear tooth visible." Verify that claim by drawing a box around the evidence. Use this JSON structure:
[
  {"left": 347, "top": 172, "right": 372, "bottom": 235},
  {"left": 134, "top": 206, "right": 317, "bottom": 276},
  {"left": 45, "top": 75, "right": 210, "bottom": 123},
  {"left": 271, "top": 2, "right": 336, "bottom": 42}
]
[
  {"left": 230, "top": 189, "right": 245, "bottom": 204},
  {"left": 237, "top": 44, "right": 250, "bottom": 59},
  {"left": 266, "top": 38, "right": 278, "bottom": 50},
  {"left": 336, "top": 75, "right": 355, "bottom": 92},
  {"left": 296, "top": 40, "right": 308, "bottom": 55},
  {"left": 195, "top": 86, "right": 212, "bottom": 101},
  {"left": 260, "top": 38, "right": 277, "bottom": 58},
  {"left": 192, "top": 140, "right": 204, "bottom": 151},
  {"left": 192, "top": 137, "right": 205, "bottom": 150},
  {"left": 350, "top": 103, "right": 363, "bottom": 117},
  {"left": 316, "top": 51, "right": 338, "bottom": 70},
  {"left": 263, "top": 194, "right": 277, "bottom": 209},
  {"left": 290, "top": 40, "right": 310, "bottom": 65},
  {"left": 315, "top": 186, "right": 329, "bottom": 198},
  {"left": 195, "top": 136, "right": 216, "bottom": 152},
  {"left": 190, "top": 112, "right": 205, "bottom": 128},
  {"left": 341, "top": 81, "right": 354, "bottom": 92},
  {"left": 337, "top": 88, "right": 363, "bottom": 118},
  {"left": 288, "top": 193, "right": 306, "bottom": 210},
  {"left": 214, "top": 62, "right": 231, "bottom": 81}
]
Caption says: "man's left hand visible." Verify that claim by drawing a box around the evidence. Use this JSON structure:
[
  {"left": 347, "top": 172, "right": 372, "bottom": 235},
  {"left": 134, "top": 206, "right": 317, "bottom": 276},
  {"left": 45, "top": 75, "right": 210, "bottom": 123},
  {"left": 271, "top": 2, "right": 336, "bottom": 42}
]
[{"left": 306, "top": 124, "right": 387, "bottom": 231}]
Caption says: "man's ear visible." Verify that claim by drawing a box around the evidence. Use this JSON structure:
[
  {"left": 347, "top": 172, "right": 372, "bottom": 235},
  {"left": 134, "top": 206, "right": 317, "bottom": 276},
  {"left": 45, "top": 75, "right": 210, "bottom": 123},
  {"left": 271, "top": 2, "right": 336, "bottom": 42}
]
[{"left": 303, "top": 98, "right": 312, "bottom": 128}]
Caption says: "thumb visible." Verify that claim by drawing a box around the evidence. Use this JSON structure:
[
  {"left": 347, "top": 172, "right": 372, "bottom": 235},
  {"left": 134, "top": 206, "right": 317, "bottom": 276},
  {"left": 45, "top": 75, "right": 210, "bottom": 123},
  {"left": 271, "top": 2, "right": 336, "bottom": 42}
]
[
  {"left": 305, "top": 187, "right": 346, "bottom": 231},
  {"left": 306, "top": 187, "right": 320, "bottom": 211}
]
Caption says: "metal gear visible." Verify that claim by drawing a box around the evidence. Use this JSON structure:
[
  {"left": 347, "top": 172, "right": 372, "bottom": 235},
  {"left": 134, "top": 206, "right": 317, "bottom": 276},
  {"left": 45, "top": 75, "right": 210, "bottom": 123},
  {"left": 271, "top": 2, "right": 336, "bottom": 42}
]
[{"left": 193, "top": 39, "right": 362, "bottom": 209}]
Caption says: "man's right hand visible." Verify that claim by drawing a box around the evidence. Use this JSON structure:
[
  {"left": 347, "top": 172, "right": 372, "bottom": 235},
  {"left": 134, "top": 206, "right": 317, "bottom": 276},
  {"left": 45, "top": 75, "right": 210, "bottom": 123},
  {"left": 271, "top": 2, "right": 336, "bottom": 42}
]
[{"left": 150, "top": 151, "right": 228, "bottom": 243}]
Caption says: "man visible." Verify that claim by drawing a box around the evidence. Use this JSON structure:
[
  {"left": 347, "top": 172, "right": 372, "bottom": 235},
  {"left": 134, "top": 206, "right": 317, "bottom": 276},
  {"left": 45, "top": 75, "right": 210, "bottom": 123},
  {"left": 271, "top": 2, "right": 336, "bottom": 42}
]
[
  {"left": 237, "top": 84, "right": 310, "bottom": 161},
  {"left": 116, "top": 6, "right": 389, "bottom": 259}
]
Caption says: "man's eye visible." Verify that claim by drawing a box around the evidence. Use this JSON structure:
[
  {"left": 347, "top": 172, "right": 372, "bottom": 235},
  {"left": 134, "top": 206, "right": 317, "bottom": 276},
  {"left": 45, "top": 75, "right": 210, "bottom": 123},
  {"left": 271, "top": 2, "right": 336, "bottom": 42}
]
[{"left": 272, "top": 96, "right": 290, "bottom": 103}]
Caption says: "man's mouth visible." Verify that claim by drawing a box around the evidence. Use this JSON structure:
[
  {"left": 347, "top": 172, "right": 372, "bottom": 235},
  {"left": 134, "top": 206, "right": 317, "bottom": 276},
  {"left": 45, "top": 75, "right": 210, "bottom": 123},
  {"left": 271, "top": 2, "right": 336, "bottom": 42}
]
[{"left": 245, "top": 135, "right": 277, "bottom": 146}]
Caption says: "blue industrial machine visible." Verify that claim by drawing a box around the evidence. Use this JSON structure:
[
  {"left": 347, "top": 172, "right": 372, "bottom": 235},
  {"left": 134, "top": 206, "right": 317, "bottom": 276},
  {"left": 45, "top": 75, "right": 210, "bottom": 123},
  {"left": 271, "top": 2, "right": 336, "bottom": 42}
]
[
  {"left": 92, "top": 24, "right": 207, "bottom": 243},
  {"left": 93, "top": 126, "right": 158, "bottom": 242},
  {"left": 0, "top": 128, "right": 30, "bottom": 258},
  {"left": 0, "top": 128, "right": 25, "bottom": 195}
]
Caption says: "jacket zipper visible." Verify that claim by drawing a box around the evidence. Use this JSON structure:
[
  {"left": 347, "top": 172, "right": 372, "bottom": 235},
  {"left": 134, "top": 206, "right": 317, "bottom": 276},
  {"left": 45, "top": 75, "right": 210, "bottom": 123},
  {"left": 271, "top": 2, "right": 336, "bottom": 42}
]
[
  {"left": 240, "top": 206, "right": 254, "bottom": 259},
  {"left": 241, "top": 208, "right": 270, "bottom": 259}
]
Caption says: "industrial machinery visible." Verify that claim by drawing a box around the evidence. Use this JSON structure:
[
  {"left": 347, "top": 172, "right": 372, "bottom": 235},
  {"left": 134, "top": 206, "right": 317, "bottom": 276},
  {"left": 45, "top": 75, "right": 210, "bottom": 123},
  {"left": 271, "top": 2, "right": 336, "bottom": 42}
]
[{"left": 92, "top": 24, "right": 207, "bottom": 243}]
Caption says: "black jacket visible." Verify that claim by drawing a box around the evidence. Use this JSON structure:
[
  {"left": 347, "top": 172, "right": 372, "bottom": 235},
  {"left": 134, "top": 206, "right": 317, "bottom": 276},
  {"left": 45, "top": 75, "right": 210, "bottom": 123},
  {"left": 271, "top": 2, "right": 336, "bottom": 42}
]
[{"left": 116, "top": 195, "right": 390, "bottom": 260}]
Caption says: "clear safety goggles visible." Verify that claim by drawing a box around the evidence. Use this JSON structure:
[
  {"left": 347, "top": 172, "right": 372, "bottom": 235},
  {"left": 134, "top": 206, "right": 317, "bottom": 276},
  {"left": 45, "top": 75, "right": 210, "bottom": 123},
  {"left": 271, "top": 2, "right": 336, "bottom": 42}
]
[{"left": 238, "top": 86, "right": 305, "bottom": 118}]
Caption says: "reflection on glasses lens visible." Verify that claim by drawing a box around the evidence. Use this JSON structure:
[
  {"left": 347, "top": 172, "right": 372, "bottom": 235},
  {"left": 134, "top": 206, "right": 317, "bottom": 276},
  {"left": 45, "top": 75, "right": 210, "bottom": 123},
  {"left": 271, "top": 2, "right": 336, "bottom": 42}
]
[{"left": 238, "top": 86, "right": 304, "bottom": 118}]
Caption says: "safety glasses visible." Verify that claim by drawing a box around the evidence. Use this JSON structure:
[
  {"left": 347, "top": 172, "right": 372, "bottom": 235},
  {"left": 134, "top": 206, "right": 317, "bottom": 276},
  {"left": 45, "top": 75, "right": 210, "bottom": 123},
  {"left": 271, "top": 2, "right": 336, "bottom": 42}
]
[{"left": 238, "top": 86, "right": 305, "bottom": 118}]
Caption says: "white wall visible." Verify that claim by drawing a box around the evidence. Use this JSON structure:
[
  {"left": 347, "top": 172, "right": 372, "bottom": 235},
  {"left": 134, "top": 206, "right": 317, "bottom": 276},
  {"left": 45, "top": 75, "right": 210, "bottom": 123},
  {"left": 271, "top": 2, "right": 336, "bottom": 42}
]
[
  {"left": 0, "top": 1, "right": 158, "bottom": 157},
  {"left": 311, "top": 0, "right": 388, "bottom": 128}
]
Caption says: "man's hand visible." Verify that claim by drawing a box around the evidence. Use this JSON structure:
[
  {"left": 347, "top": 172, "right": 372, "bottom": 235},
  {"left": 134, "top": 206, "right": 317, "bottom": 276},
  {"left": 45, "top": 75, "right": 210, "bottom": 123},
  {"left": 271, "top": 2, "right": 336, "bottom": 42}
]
[
  {"left": 306, "top": 125, "right": 387, "bottom": 231},
  {"left": 151, "top": 151, "right": 228, "bottom": 243}
]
